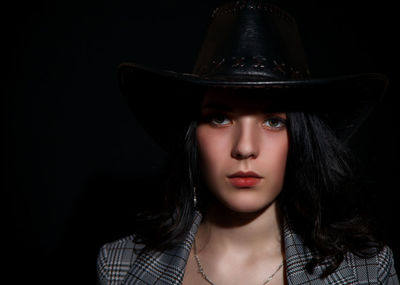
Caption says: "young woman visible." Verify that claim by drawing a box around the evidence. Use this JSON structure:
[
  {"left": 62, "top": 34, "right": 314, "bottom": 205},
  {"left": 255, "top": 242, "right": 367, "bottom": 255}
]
[{"left": 97, "top": 1, "right": 398, "bottom": 284}]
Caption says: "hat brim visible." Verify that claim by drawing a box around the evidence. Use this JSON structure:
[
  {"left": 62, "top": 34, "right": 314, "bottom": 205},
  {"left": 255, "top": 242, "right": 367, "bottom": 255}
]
[{"left": 118, "top": 62, "right": 388, "bottom": 151}]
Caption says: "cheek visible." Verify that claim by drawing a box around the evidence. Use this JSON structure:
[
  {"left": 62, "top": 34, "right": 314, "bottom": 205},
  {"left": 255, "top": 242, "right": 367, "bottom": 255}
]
[
  {"left": 196, "top": 126, "right": 230, "bottom": 181},
  {"left": 261, "top": 136, "right": 289, "bottom": 183}
]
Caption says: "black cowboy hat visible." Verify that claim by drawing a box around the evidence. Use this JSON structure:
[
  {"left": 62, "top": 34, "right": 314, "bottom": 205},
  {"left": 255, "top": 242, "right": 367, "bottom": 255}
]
[{"left": 118, "top": 0, "right": 388, "bottom": 151}]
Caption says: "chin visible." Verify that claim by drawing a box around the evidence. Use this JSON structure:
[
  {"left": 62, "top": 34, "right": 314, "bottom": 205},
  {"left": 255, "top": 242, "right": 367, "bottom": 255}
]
[{"left": 222, "top": 195, "right": 276, "bottom": 214}]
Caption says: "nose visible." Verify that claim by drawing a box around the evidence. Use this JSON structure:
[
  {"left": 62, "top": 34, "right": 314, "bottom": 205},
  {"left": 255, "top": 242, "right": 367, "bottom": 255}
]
[{"left": 231, "top": 118, "right": 260, "bottom": 160}]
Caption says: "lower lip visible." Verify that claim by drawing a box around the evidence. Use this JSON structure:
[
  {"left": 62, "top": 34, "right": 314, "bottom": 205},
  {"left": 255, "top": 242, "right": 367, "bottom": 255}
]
[{"left": 228, "top": 177, "right": 261, "bottom": 187}]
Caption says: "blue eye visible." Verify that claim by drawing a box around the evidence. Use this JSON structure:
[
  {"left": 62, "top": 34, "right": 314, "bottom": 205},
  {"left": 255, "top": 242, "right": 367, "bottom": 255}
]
[{"left": 263, "top": 117, "right": 286, "bottom": 129}]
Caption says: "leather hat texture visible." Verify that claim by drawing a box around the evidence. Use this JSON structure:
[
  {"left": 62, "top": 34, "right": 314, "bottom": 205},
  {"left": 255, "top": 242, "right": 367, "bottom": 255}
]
[{"left": 119, "top": 0, "right": 388, "bottom": 151}]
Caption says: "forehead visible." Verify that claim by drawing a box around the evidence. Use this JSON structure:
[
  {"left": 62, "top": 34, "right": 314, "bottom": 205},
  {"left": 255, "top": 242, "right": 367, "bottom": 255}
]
[{"left": 200, "top": 88, "right": 285, "bottom": 113}]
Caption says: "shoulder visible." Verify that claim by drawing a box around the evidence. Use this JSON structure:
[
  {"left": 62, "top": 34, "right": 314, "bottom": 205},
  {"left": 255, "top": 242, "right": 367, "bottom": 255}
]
[
  {"left": 345, "top": 246, "right": 399, "bottom": 285},
  {"left": 96, "top": 235, "right": 146, "bottom": 285},
  {"left": 376, "top": 246, "right": 399, "bottom": 285}
]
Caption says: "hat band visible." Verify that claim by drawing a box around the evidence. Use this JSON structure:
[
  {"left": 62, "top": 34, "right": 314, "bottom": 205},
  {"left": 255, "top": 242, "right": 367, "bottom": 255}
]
[{"left": 194, "top": 55, "right": 311, "bottom": 80}]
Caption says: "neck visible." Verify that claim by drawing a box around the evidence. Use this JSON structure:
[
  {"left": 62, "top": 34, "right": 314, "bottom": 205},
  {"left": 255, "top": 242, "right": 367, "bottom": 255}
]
[{"left": 197, "top": 200, "right": 283, "bottom": 256}]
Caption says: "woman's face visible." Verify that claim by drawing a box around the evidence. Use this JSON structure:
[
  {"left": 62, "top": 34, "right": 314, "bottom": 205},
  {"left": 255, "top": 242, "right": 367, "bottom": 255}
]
[{"left": 196, "top": 89, "right": 289, "bottom": 213}]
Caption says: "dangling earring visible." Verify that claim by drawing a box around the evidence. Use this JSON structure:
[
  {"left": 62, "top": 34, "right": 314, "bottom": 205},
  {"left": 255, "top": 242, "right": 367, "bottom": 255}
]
[{"left": 193, "top": 186, "right": 198, "bottom": 207}]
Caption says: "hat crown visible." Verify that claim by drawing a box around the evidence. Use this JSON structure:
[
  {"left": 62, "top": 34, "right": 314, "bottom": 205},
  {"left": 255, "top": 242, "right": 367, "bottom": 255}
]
[{"left": 193, "top": 1, "right": 311, "bottom": 81}]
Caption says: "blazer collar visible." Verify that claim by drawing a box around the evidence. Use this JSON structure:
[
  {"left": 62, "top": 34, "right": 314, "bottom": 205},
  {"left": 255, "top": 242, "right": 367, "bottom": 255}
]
[
  {"left": 122, "top": 211, "right": 202, "bottom": 285},
  {"left": 283, "top": 220, "right": 358, "bottom": 285},
  {"left": 123, "top": 211, "right": 358, "bottom": 285}
]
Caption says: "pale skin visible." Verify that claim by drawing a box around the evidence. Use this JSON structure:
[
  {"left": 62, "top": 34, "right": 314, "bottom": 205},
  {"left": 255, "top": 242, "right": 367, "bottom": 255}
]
[{"left": 182, "top": 89, "right": 288, "bottom": 285}]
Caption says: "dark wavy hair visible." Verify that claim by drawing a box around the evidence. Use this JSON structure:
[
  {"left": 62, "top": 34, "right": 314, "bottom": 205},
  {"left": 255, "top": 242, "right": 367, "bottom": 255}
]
[{"left": 132, "top": 111, "right": 383, "bottom": 278}]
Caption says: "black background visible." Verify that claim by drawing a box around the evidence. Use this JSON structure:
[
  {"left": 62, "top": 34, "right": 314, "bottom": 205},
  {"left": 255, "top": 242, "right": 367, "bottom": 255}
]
[{"left": 4, "top": 0, "right": 399, "bottom": 283}]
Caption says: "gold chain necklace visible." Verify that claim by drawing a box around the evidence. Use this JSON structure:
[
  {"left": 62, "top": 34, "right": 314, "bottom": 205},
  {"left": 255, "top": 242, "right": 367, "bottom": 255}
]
[{"left": 193, "top": 240, "right": 284, "bottom": 285}]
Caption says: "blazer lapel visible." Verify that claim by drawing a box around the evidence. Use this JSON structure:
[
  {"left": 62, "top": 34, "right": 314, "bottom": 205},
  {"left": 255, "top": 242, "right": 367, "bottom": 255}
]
[
  {"left": 122, "top": 212, "right": 202, "bottom": 285},
  {"left": 283, "top": 220, "right": 358, "bottom": 285}
]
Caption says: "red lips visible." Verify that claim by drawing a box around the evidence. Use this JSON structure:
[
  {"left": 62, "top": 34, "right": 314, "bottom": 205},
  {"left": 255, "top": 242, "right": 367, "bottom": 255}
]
[{"left": 227, "top": 171, "right": 262, "bottom": 188}]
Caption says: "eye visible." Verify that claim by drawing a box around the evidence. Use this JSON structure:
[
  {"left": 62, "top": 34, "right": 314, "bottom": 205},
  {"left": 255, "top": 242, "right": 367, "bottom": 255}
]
[
  {"left": 209, "top": 114, "right": 231, "bottom": 126},
  {"left": 263, "top": 117, "right": 286, "bottom": 130}
]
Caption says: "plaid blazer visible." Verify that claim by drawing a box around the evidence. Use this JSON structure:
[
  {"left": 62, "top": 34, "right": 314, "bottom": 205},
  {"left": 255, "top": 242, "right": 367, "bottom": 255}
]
[{"left": 97, "top": 211, "right": 399, "bottom": 285}]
